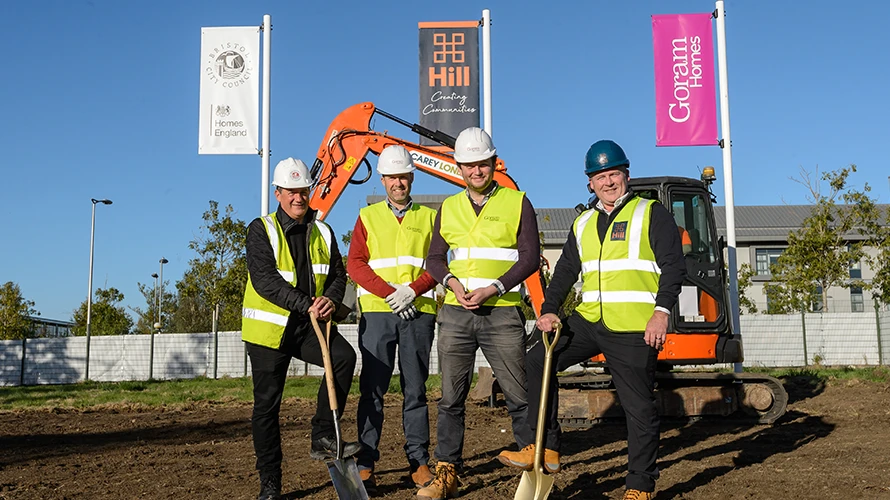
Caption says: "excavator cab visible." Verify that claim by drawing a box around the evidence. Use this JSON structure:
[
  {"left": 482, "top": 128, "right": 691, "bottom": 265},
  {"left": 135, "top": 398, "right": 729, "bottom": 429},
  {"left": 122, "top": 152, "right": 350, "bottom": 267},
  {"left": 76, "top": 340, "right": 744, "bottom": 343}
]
[{"left": 630, "top": 176, "right": 741, "bottom": 365}]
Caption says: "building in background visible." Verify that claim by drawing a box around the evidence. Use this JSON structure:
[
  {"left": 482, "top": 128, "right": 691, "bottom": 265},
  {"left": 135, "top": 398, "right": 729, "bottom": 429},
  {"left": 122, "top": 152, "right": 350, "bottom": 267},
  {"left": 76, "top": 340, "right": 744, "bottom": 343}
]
[{"left": 31, "top": 317, "right": 74, "bottom": 337}]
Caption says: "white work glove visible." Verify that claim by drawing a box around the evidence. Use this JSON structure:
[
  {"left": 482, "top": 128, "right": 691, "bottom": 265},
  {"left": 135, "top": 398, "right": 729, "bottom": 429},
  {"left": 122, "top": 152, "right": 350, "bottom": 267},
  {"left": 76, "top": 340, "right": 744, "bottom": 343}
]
[
  {"left": 398, "top": 304, "right": 419, "bottom": 321},
  {"left": 385, "top": 284, "right": 416, "bottom": 313}
]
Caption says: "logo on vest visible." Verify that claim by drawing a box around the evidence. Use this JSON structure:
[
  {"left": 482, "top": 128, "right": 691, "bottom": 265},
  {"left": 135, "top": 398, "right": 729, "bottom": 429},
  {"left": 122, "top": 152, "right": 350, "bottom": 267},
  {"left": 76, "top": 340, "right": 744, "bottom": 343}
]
[
  {"left": 611, "top": 222, "right": 627, "bottom": 241},
  {"left": 483, "top": 215, "right": 500, "bottom": 222},
  {"left": 405, "top": 226, "right": 423, "bottom": 234}
]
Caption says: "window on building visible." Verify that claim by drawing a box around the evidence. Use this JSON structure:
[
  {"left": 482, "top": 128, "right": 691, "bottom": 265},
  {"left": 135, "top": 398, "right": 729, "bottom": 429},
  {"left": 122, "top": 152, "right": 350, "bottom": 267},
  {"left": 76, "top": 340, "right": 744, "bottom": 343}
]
[
  {"left": 810, "top": 285, "right": 824, "bottom": 313},
  {"left": 849, "top": 258, "right": 862, "bottom": 280},
  {"left": 755, "top": 248, "right": 783, "bottom": 275},
  {"left": 850, "top": 286, "right": 864, "bottom": 313}
]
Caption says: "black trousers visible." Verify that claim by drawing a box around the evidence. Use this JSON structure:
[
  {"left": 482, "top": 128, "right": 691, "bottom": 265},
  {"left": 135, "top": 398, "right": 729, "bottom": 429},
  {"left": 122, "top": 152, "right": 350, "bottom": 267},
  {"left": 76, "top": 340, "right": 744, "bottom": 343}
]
[
  {"left": 246, "top": 325, "right": 357, "bottom": 475},
  {"left": 526, "top": 312, "right": 660, "bottom": 492}
]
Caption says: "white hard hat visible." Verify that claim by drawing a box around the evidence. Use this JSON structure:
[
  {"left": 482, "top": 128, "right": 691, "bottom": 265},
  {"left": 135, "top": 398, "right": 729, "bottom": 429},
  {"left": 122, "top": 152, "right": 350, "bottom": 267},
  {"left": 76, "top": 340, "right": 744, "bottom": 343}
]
[
  {"left": 377, "top": 145, "right": 416, "bottom": 175},
  {"left": 453, "top": 127, "right": 496, "bottom": 164},
  {"left": 273, "top": 158, "right": 312, "bottom": 189}
]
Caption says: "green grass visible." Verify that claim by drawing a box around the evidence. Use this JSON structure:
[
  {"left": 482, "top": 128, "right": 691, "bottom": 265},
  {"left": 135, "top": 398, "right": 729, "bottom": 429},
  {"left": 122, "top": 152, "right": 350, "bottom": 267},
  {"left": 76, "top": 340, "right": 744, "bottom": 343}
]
[
  {"left": 4, "top": 366, "right": 887, "bottom": 412},
  {"left": 0, "top": 375, "right": 445, "bottom": 411},
  {"left": 751, "top": 365, "right": 890, "bottom": 384}
]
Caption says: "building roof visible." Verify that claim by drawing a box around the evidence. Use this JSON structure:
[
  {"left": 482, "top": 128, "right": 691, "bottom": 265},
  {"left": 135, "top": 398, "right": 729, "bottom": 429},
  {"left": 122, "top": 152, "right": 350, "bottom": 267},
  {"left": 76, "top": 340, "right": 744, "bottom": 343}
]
[
  {"left": 714, "top": 205, "right": 890, "bottom": 243},
  {"left": 366, "top": 195, "right": 889, "bottom": 246}
]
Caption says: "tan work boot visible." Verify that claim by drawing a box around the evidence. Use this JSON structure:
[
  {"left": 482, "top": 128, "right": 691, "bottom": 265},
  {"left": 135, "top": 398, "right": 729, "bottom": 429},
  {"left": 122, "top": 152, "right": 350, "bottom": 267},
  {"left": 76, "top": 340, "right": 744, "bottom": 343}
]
[
  {"left": 411, "top": 464, "right": 435, "bottom": 488},
  {"left": 416, "top": 462, "right": 459, "bottom": 500},
  {"left": 497, "top": 444, "right": 561, "bottom": 473},
  {"left": 622, "top": 489, "right": 653, "bottom": 500},
  {"left": 359, "top": 468, "right": 377, "bottom": 495}
]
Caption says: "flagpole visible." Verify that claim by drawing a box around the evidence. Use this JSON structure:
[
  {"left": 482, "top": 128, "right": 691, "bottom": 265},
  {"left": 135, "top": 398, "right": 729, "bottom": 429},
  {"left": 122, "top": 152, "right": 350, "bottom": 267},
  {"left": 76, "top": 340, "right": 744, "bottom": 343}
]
[
  {"left": 261, "top": 14, "right": 271, "bottom": 217},
  {"left": 482, "top": 9, "right": 492, "bottom": 136},
  {"left": 715, "top": 1, "right": 741, "bottom": 372}
]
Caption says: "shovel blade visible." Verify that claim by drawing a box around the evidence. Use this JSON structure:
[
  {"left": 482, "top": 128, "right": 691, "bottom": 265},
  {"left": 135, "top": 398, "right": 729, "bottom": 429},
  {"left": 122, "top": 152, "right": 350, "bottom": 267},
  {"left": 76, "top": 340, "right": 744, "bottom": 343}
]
[
  {"left": 514, "top": 469, "right": 554, "bottom": 500},
  {"left": 326, "top": 457, "right": 369, "bottom": 500}
]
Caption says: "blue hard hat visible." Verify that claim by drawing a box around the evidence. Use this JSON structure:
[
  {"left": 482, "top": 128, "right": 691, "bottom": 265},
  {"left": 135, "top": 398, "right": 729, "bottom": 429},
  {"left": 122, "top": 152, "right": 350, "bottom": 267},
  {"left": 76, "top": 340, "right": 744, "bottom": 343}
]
[{"left": 584, "top": 140, "right": 630, "bottom": 175}]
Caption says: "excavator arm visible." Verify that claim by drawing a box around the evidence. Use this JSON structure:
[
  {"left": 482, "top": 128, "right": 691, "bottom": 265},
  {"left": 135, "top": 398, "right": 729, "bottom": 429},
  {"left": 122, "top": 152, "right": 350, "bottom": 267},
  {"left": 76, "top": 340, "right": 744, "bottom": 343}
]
[{"left": 308, "top": 102, "right": 545, "bottom": 317}]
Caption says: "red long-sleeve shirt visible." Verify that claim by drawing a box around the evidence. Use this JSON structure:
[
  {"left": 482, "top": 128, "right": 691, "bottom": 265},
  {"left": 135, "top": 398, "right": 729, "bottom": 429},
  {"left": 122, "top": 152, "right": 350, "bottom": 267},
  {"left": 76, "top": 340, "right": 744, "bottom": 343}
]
[{"left": 347, "top": 214, "right": 438, "bottom": 299}]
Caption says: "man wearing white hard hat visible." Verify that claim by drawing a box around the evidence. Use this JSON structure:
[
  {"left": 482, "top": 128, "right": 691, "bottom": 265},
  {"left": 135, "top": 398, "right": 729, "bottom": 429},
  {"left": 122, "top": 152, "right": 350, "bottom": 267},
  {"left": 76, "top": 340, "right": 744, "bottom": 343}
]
[
  {"left": 347, "top": 145, "right": 438, "bottom": 494},
  {"left": 421, "top": 127, "right": 540, "bottom": 499},
  {"left": 242, "top": 157, "right": 358, "bottom": 500}
]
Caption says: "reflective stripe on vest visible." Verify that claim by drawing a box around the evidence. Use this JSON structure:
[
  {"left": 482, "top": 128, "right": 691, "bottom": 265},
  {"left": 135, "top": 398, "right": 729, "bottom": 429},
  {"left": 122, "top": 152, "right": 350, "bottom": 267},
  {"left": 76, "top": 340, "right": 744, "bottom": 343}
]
[
  {"left": 574, "top": 197, "right": 660, "bottom": 331},
  {"left": 242, "top": 214, "right": 333, "bottom": 349},
  {"left": 439, "top": 187, "right": 524, "bottom": 307},
  {"left": 357, "top": 201, "right": 438, "bottom": 314}
]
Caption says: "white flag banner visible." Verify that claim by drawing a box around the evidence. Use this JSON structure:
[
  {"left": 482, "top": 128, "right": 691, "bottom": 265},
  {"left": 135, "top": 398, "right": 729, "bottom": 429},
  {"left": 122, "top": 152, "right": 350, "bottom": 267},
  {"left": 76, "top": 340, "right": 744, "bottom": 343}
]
[{"left": 199, "top": 26, "right": 259, "bottom": 155}]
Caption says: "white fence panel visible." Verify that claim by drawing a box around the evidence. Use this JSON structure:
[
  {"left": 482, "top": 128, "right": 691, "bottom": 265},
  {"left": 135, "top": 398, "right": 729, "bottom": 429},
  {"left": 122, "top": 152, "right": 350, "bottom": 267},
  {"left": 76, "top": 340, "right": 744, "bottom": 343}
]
[
  {"left": 89, "top": 334, "right": 151, "bottom": 382},
  {"left": 0, "top": 340, "right": 23, "bottom": 385},
  {"left": 804, "top": 313, "right": 879, "bottom": 365},
  {"left": 213, "top": 332, "right": 247, "bottom": 378},
  {"left": 22, "top": 337, "right": 85, "bottom": 385},
  {"left": 152, "top": 333, "right": 212, "bottom": 380},
  {"left": 880, "top": 311, "right": 890, "bottom": 365},
  {"left": 739, "top": 315, "right": 805, "bottom": 367}
]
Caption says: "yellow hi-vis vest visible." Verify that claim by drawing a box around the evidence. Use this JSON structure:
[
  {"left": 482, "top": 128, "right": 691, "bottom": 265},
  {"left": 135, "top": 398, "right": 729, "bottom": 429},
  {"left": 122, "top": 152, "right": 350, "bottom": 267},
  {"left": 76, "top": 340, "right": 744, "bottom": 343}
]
[
  {"left": 242, "top": 213, "right": 333, "bottom": 349},
  {"left": 439, "top": 187, "right": 525, "bottom": 307},
  {"left": 356, "top": 201, "right": 438, "bottom": 315},
  {"left": 574, "top": 197, "right": 660, "bottom": 332}
]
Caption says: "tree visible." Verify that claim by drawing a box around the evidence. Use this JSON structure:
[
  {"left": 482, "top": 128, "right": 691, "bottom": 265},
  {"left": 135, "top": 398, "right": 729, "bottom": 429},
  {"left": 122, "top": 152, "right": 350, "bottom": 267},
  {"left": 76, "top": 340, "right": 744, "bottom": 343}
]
[
  {"left": 129, "top": 281, "right": 176, "bottom": 334},
  {"left": 844, "top": 184, "right": 890, "bottom": 307},
  {"left": 0, "top": 282, "right": 38, "bottom": 340},
  {"left": 170, "top": 201, "right": 247, "bottom": 333},
  {"left": 737, "top": 264, "right": 759, "bottom": 314},
  {"left": 764, "top": 166, "right": 869, "bottom": 313},
  {"left": 72, "top": 287, "right": 133, "bottom": 336}
]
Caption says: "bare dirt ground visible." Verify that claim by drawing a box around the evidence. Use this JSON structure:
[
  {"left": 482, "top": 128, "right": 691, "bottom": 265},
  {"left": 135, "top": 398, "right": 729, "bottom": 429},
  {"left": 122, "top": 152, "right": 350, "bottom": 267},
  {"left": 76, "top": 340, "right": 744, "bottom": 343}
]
[{"left": 2, "top": 375, "right": 890, "bottom": 499}]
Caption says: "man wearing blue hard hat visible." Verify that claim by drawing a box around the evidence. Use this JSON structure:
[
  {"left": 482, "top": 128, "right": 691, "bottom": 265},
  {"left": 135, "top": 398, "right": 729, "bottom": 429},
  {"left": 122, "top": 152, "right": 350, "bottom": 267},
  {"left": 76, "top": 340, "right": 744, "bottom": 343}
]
[{"left": 499, "top": 140, "right": 686, "bottom": 500}]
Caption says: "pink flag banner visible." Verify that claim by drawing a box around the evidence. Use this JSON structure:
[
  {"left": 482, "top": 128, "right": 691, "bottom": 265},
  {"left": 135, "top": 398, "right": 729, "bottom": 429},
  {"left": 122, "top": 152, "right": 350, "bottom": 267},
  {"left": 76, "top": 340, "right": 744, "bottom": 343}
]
[{"left": 652, "top": 13, "right": 718, "bottom": 147}]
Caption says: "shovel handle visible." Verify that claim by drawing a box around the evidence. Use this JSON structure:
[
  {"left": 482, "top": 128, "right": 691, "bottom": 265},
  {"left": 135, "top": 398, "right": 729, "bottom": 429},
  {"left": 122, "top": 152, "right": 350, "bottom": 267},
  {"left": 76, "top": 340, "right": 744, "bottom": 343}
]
[
  {"left": 533, "top": 321, "right": 562, "bottom": 470},
  {"left": 310, "top": 311, "right": 340, "bottom": 413}
]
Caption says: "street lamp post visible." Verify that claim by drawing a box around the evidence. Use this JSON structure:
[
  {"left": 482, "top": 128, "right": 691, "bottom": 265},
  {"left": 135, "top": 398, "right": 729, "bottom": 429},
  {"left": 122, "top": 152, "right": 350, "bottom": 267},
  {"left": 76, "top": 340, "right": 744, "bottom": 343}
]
[
  {"left": 150, "top": 258, "right": 169, "bottom": 380},
  {"left": 158, "top": 258, "right": 168, "bottom": 328},
  {"left": 149, "top": 272, "right": 159, "bottom": 380},
  {"left": 151, "top": 273, "right": 159, "bottom": 317},
  {"left": 85, "top": 198, "right": 112, "bottom": 382}
]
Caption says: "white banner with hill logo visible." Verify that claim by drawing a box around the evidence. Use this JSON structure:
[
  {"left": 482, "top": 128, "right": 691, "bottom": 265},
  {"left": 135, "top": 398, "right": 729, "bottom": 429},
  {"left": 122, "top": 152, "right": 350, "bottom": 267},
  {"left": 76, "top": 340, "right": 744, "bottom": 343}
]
[{"left": 198, "top": 26, "right": 259, "bottom": 155}]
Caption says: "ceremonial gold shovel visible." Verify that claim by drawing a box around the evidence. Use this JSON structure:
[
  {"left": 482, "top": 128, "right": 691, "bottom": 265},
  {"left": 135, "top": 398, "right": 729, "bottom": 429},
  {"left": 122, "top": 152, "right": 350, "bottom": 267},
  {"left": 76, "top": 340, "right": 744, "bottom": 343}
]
[{"left": 514, "top": 322, "right": 562, "bottom": 500}]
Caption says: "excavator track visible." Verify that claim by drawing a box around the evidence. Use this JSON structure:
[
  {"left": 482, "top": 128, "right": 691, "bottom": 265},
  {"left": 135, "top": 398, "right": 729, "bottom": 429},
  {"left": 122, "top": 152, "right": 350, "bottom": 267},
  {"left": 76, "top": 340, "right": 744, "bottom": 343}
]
[{"left": 556, "top": 371, "right": 788, "bottom": 427}]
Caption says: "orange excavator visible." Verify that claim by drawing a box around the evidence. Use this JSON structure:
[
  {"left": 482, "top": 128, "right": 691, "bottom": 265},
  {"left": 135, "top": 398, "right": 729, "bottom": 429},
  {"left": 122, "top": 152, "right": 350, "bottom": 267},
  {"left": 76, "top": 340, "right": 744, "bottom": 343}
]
[{"left": 308, "top": 102, "right": 787, "bottom": 425}]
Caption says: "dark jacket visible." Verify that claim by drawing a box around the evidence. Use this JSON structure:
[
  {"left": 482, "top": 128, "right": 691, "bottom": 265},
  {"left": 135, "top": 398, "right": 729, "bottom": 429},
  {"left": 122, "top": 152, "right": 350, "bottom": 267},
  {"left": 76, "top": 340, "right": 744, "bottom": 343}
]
[{"left": 245, "top": 206, "right": 347, "bottom": 342}]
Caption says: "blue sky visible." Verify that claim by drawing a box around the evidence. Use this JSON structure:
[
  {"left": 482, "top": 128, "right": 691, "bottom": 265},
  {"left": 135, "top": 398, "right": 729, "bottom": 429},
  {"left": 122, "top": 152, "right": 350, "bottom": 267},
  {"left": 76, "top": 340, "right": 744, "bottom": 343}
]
[{"left": 2, "top": 1, "right": 888, "bottom": 322}]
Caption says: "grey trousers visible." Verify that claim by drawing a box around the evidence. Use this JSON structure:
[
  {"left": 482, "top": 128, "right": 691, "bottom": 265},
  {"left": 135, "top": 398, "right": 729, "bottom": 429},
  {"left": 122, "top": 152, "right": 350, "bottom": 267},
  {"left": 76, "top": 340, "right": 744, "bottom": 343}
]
[
  {"left": 434, "top": 304, "right": 533, "bottom": 467},
  {"left": 356, "top": 311, "right": 436, "bottom": 470}
]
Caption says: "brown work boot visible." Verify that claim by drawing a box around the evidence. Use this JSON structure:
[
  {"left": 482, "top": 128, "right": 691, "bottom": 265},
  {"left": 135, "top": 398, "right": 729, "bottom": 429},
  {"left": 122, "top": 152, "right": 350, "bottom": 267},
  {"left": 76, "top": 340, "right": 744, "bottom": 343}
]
[
  {"left": 416, "top": 462, "right": 459, "bottom": 500},
  {"left": 411, "top": 464, "right": 435, "bottom": 488},
  {"left": 622, "top": 489, "right": 654, "bottom": 500},
  {"left": 497, "top": 444, "right": 561, "bottom": 473},
  {"left": 359, "top": 468, "right": 377, "bottom": 496}
]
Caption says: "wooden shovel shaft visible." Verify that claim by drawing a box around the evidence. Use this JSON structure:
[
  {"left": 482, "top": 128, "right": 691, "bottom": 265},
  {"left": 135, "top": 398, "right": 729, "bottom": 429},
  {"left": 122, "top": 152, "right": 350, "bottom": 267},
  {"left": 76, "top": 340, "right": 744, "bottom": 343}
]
[
  {"left": 310, "top": 312, "right": 339, "bottom": 412},
  {"left": 533, "top": 323, "right": 561, "bottom": 471}
]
